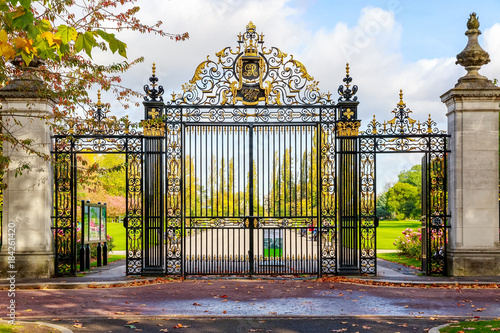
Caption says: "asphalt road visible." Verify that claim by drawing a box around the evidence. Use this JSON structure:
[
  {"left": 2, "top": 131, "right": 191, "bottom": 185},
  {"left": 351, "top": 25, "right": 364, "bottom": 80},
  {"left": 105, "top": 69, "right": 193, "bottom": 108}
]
[{"left": 3, "top": 279, "right": 499, "bottom": 332}]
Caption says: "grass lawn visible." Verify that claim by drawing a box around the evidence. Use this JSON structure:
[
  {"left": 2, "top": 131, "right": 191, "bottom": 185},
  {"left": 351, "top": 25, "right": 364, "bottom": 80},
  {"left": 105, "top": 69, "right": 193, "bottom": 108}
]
[
  {"left": 108, "top": 222, "right": 126, "bottom": 251},
  {"left": 378, "top": 252, "right": 421, "bottom": 269},
  {"left": 377, "top": 220, "right": 421, "bottom": 250},
  {"left": 439, "top": 319, "right": 500, "bottom": 332},
  {"left": 77, "top": 254, "right": 125, "bottom": 271}
]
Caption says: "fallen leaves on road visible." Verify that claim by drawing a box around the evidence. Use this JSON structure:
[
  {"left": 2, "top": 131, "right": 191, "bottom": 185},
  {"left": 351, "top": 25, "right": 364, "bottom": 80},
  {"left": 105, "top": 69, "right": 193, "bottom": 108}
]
[
  {"left": 318, "top": 276, "right": 499, "bottom": 289},
  {"left": 87, "top": 277, "right": 183, "bottom": 288},
  {"left": 192, "top": 302, "right": 201, "bottom": 306},
  {"left": 173, "top": 323, "right": 191, "bottom": 328},
  {"left": 73, "top": 323, "right": 83, "bottom": 328}
]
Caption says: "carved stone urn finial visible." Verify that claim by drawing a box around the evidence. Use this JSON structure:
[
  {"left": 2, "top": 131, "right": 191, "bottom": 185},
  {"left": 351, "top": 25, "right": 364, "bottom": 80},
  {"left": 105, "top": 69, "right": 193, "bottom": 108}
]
[{"left": 455, "top": 13, "right": 493, "bottom": 87}]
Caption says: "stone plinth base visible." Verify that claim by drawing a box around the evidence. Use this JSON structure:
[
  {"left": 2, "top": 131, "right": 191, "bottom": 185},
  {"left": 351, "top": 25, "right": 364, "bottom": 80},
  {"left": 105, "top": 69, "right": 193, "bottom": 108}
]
[
  {"left": 447, "top": 249, "right": 500, "bottom": 276},
  {"left": 0, "top": 252, "right": 54, "bottom": 278}
]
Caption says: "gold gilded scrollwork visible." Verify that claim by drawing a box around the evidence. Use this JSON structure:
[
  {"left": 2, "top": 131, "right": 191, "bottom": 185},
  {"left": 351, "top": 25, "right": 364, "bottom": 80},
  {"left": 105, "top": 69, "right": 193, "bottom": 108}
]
[
  {"left": 170, "top": 22, "right": 327, "bottom": 108},
  {"left": 336, "top": 121, "right": 360, "bottom": 136},
  {"left": 143, "top": 122, "right": 165, "bottom": 136},
  {"left": 189, "top": 59, "right": 209, "bottom": 84}
]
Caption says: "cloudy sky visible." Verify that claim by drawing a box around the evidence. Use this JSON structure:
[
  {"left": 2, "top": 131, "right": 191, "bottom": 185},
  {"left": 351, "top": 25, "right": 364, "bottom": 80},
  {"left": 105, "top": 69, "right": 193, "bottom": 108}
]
[{"left": 97, "top": 0, "right": 500, "bottom": 190}]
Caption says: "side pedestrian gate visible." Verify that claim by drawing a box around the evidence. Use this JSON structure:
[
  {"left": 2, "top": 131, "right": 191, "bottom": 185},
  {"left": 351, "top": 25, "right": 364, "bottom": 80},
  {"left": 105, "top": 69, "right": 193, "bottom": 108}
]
[{"left": 53, "top": 22, "right": 449, "bottom": 277}]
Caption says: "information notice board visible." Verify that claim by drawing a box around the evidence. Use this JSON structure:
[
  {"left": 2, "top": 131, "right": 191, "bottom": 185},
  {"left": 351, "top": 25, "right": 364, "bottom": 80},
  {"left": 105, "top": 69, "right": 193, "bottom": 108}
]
[
  {"left": 263, "top": 229, "right": 283, "bottom": 264},
  {"left": 81, "top": 200, "right": 107, "bottom": 244}
]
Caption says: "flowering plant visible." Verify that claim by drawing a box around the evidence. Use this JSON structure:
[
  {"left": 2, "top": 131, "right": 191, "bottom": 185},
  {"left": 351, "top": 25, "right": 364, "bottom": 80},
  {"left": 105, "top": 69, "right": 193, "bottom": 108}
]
[{"left": 394, "top": 228, "right": 421, "bottom": 259}]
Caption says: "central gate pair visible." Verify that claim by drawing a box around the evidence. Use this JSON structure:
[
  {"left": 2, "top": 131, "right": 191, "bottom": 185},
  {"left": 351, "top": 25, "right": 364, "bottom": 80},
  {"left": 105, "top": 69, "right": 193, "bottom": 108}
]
[
  {"left": 182, "top": 123, "right": 319, "bottom": 275},
  {"left": 140, "top": 22, "right": 448, "bottom": 276},
  {"left": 53, "top": 22, "right": 449, "bottom": 277}
]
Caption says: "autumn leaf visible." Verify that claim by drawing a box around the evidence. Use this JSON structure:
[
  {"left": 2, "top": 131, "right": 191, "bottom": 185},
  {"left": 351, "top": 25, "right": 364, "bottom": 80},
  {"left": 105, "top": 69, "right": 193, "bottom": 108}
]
[
  {"left": 73, "top": 323, "right": 83, "bottom": 328},
  {"left": 55, "top": 25, "right": 78, "bottom": 44},
  {"left": 75, "top": 31, "right": 97, "bottom": 58}
]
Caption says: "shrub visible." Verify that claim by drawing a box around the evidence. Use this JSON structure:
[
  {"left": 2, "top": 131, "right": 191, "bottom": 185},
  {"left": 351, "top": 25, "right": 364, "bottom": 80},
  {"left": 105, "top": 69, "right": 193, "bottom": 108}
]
[{"left": 394, "top": 228, "right": 421, "bottom": 260}]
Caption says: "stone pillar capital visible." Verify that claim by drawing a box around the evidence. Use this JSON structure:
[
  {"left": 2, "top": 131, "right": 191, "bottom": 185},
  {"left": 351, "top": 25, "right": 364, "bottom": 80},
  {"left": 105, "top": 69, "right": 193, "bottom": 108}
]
[{"left": 440, "top": 87, "right": 500, "bottom": 114}]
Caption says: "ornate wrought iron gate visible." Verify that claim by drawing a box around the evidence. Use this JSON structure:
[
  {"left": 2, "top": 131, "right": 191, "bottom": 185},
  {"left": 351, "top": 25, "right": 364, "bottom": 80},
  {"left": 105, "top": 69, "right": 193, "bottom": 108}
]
[{"left": 53, "top": 22, "right": 449, "bottom": 277}]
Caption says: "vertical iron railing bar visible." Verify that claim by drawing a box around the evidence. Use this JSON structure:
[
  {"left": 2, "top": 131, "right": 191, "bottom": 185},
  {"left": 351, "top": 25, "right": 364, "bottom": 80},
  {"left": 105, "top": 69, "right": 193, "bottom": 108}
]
[
  {"left": 444, "top": 136, "right": 449, "bottom": 275},
  {"left": 71, "top": 141, "right": 77, "bottom": 276},
  {"left": 283, "top": 127, "right": 287, "bottom": 218},
  {"left": 272, "top": 126, "right": 276, "bottom": 217},
  {"left": 427, "top": 151, "right": 431, "bottom": 274},
  {"left": 222, "top": 126, "right": 226, "bottom": 218},
  {"left": 216, "top": 127, "right": 219, "bottom": 217},
  {"left": 181, "top": 123, "right": 186, "bottom": 277},
  {"left": 299, "top": 127, "right": 303, "bottom": 217},
  {"left": 256, "top": 126, "right": 259, "bottom": 217},
  {"left": 232, "top": 127, "right": 235, "bottom": 217},
  {"left": 125, "top": 139, "right": 130, "bottom": 274},
  {"left": 211, "top": 126, "right": 214, "bottom": 218},
  {"left": 290, "top": 128, "right": 299, "bottom": 216},
  {"left": 288, "top": 126, "right": 292, "bottom": 218},
  {"left": 53, "top": 145, "right": 58, "bottom": 274},
  {"left": 373, "top": 151, "right": 377, "bottom": 276},
  {"left": 267, "top": 127, "right": 270, "bottom": 218},
  {"left": 316, "top": 123, "right": 322, "bottom": 277},
  {"left": 248, "top": 125, "right": 254, "bottom": 275}
]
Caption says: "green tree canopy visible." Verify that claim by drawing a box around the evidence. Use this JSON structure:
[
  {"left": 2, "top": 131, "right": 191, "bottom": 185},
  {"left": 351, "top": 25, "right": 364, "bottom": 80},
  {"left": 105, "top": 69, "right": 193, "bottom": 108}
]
[
  {"left": 0, "top": 0, "right": 188, "bottom": 188},
  {"left": 380, "top": 164, "right": 422, "bottom": 220}
]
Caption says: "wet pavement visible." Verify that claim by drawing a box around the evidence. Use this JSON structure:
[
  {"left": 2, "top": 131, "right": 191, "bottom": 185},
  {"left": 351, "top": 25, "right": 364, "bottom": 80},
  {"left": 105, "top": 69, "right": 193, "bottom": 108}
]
[
  {"left": 9, "top": 278, "right": 499, "bottom": 318},
  {"left": 1, "top": 258, "right": 499, "bottom": 332}
]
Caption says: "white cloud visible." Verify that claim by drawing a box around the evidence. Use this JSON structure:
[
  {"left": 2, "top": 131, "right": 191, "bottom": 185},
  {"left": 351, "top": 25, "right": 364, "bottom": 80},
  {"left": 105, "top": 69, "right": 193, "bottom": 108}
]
[
  {"left": 92, "top": 2, "right": 500, "bottom": 190},
  {"left": 482, "top": 23, "right": 500, "bottom": 83}
]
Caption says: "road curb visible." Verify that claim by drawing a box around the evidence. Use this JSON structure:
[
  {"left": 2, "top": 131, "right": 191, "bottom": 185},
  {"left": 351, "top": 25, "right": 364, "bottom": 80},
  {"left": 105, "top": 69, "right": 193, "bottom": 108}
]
[
  {"left": 0, "top": 320, "right": 73, "bottom": 333},
  {"left": 429, "top": 323, "right": 449, "bottom": 333},
  {"left": 0, "top": 278, "right": 160, "bottom": 290}
]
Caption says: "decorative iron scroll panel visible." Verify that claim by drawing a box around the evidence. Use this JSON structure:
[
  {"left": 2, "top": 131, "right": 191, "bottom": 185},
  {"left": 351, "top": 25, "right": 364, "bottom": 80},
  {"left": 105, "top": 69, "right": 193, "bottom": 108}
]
[{"left": 181, "top": 123, "right": 320, "bottom": 275}]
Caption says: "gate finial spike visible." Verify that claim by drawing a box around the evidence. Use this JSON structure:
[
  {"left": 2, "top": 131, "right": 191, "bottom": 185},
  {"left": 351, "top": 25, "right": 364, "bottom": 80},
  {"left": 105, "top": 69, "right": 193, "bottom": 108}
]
[
  {"left": 345, "top": 63, "right": 350, "bottom": 89},
  {"left": 96, "top": 90, "right": 102, "bottom": 107},
  {"left": 397, "top": 89, "right": 405, "bottom": 107}
]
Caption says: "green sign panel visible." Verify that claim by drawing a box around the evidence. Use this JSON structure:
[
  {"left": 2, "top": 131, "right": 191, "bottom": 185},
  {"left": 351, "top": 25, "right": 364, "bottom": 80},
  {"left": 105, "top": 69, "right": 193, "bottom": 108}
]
[
  {"left": 263, "top": 229, "right": 283, "bottom": 259},
  {"left": 81, "top": 200, "right": 107, "bottom": 244}
]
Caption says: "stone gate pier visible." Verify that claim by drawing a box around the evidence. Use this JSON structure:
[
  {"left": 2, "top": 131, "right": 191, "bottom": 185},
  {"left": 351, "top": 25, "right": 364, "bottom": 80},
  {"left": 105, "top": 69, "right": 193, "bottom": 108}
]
[
  {"left": 441, "top": 13, "right": 500, "bottom": 276},
  {"left": 0, "top": 63, "right": 55, "bottom": 278}
]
